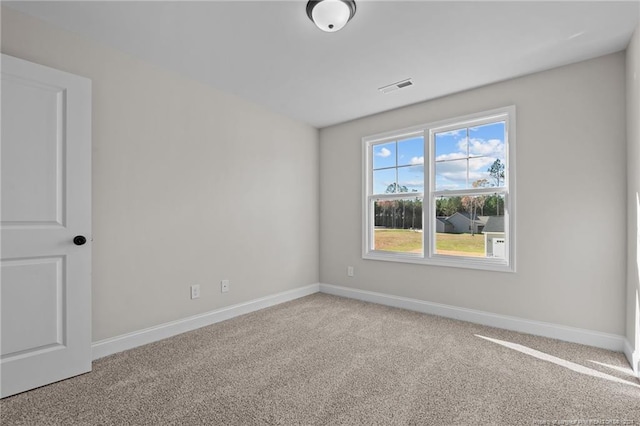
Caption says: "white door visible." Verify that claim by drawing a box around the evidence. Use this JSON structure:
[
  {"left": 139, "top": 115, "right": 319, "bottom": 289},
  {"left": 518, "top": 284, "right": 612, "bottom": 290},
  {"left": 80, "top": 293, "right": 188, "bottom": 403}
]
[{"left": 1, "top": 54, "right": 92, "bottom": 398}]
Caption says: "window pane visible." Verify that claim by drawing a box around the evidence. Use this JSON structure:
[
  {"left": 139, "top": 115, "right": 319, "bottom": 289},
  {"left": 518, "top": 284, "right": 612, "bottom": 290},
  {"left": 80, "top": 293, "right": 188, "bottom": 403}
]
[
  {"left": 477, "top": 157, "right": 506, "bottom": 188},
  {"left": 434, "top": 194, "right": 506, "bottom": 258},
  {"left": 434, "top": 121, "right": 507, "bottom": 190},
  {"left": 397, "top": 136, "right": 424, "bottom": 167},
  {"left": 469, "top": 121, "right": 506, "bottom": 188},
  {"left": 469, "top": 157, "right": 504, "bottom": 188},
  {"left": 373, "top": 168, "right": 397, "bottom": 194},
  {"left": 372, "top": 141, "right": 396, "bottom": 170},
  {"left": 434, "top": 159, "right": 468, "bottom": 191},
  {"left": 398, "top": 165, "right": 424, "bottom": 193},
  {"left": 434, "top": 128, "right": 467, "bottom": 160},
  {"left": 373, "top": 198, "right": 423, "bottom": 253},
  {"left": 469, "top": 121, "right": 505, "bottom": 150}
]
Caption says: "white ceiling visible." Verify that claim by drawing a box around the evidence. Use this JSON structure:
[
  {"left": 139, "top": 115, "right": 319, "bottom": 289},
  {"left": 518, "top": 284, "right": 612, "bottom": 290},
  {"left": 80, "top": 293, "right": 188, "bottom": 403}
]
[{"left": 6, "top": 1, "right": 640, "bottom": 128}]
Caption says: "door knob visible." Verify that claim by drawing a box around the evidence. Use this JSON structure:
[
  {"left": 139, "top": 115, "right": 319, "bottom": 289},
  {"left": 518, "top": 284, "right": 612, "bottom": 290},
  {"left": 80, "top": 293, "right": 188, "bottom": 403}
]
[{"left": 73, "top": 235, "right": 87, "bottom": 246}]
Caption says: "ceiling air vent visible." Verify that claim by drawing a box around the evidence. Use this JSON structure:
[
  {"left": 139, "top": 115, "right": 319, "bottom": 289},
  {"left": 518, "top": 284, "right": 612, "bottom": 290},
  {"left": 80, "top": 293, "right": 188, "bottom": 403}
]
[{"left": 379, "top": 78, "right": 413, "bottom": 94}]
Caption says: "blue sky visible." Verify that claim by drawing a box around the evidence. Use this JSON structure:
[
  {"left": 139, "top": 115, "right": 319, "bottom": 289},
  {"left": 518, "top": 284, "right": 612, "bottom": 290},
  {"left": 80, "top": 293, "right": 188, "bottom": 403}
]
[
  {"left": 372, "top": 121, "right": 505, "bottom": 194},
  {"left": 373, "top": 136, "right": 424, "bottom": 194},
  {"left": 434, "top": 121, "right": 505, "bottom": 190}
]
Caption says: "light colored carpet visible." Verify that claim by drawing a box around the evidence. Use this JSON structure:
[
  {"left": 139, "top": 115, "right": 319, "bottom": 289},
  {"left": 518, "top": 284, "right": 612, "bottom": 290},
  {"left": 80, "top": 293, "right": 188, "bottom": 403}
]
[{"left": 1, "top": 293, "right": 639, "bottom": 425}]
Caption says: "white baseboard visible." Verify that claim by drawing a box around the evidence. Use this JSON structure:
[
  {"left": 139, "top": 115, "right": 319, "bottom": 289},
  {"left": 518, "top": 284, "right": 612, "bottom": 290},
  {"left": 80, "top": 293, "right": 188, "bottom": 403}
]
[
  {"left": 319, "top": 283, "right": 627, "bottom": 353},
  {"left": 92, "top": 281, "right": 633, "bottom": 371},
  {"left": 92, "top": 283, "right": 320, "bottom": 360},
  {"left": 623, "top": 338, "right": 640, "bottom": 378}
]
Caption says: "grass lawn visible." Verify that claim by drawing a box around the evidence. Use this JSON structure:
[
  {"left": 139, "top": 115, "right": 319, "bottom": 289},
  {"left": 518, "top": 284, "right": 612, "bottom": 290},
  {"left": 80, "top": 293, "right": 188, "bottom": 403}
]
[
  {"left": 374, "top": 229, "right": 423, "bottom": 253},
  {"left": 374, "top": 229, "right": 485, "bottom": 256},
  {"left": 434, "top": 232, "right": 485, "bottom": 256}
]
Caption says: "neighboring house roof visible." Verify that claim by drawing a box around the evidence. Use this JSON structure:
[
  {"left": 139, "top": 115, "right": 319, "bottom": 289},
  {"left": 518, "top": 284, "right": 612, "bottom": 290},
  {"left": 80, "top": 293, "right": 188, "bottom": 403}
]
[
  {"left": 483, "top": 216, "right": 505, "bottom": 233},
  {"left": 447, "top": 211, "right": 476, "bottom": 221},
  {"left": 436, "top": 217, "right": 452, "bottom": 225},
  {"left": 447, "top": 211, "right": 487, "bottom": 224}
]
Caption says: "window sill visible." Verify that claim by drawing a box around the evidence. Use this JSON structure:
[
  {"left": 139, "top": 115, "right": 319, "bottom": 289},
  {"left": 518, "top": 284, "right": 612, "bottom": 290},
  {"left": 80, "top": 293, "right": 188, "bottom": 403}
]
[{"left": 363, "top": 251, "right": 515, "bottom": 273}]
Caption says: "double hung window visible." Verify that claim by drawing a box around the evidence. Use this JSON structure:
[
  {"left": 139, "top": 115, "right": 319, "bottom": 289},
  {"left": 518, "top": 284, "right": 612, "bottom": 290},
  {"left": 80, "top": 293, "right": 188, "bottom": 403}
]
[{"left": 363, "top": 106, "right": 515, "bottom": 272}]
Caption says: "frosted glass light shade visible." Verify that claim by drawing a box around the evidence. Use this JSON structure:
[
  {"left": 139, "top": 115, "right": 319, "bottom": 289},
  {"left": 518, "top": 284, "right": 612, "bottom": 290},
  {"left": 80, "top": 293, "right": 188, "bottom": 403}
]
[{"left": 306, "top": 0, "right": 356, "bottom": 33}]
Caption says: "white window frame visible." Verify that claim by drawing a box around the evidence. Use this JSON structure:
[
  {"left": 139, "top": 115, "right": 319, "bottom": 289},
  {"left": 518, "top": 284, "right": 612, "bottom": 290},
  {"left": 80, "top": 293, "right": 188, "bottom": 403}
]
[{"left": 363, "top": 106, "right": 516, "bottom": 272}]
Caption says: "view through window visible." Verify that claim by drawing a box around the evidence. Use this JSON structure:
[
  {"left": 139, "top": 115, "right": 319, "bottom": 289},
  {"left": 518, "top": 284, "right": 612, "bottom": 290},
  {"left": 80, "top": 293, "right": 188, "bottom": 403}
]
[
  {"left": 364, "top": 107, "right": 514, "bottom": 271},
  {"left": 371, "top": 135, "right": 424, "bottom": 255}
]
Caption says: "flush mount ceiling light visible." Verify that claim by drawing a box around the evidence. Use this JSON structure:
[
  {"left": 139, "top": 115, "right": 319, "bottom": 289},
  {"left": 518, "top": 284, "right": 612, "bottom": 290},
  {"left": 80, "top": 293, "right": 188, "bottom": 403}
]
[{"left": 306, "top": 0, "right": 356, "bottom": 33}]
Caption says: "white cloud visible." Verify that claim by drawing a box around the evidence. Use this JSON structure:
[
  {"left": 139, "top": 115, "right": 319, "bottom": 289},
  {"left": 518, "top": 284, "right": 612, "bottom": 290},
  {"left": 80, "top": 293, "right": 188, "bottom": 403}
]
[
  {"left": 434, "top": 154, "right": 499, "bottom": 190},
  {"left": 376, "top": 147, "right": 391, "bottom": 158},
  {"left": 454, "top": 137, "right": 503, "bottom": 156},
  {"left": 435, "top": 152, "right": 467, "bottom": 162},
  {"left": 469, "top": 156, "right": 496, "bottom": 171},
  {"left": 456, "top": 137, "right": 468, "bottom": 152},
  {"left": 437, "top": 129, "right": 465, "bottom": 137},
  {"left": 468, "top": 138, "right": 504, "bottom": 157},
  {"left": 435, "top": 183, "right": 462, "bottom": 191},
  {"left": 432, "top": 135, "right": 504, "bottom": 190},
  {"left": 399, "top": 180, "right": 424, "bottom": 189},
  {"left": 436, "top": 137, "right": 504, "bottom": 163},
  {"left": 410, "top": 156, "right": 424, "bottom": 165},
  {"left": 436, "top": 160, "right": 466, "bottom": 173}
]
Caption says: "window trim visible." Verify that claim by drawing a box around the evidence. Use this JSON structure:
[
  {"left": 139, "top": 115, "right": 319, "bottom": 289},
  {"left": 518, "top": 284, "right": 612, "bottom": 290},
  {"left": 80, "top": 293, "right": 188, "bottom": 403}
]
[{"left": 362, "top": 106, "right": 516, "bottom": 273}]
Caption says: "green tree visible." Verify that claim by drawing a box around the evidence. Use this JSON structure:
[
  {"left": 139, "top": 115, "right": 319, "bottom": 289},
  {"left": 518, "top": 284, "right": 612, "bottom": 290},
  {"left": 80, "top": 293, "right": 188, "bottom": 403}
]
[
  {"left": 436, "top": 198, "right": 446, "bottom": 217},
  {"left": 383, "top": 184, "right": 408, "bottom": 228},
  {"left": 436, "top": 196, "right": 462, "bottom": 217},
  {"left": 461, "top": 196, "right": 476, "bottom": 235},
  {"left": 487, "top": 160, "right": 505, "bottom": 187},
  {"left": 448, "top": 196, "right": 463, "bottom": 216},
  {"left": 386, "top": 183, "right": 409, "bottom": 193},
  {"left": 487, "top": 160, "right": 505, "bottom": 215},
  {"left": 484, "top": 195, "right": 500, "bottom": 216},
  {"left": 472, "top": 179, "right": 489, "bottom": 216}
]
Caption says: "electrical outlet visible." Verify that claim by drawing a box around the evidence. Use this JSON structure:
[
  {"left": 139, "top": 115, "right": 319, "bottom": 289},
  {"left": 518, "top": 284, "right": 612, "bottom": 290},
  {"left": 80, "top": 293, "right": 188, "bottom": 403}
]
[
  {"left": 221, "top": 279, "right": 229, "bottom": 293},
  {"left": 190, "top": 285, "right": 200, "bottom": 299},
  {"left": 347, "top": 266, "right": 354, "bottom": 277}
]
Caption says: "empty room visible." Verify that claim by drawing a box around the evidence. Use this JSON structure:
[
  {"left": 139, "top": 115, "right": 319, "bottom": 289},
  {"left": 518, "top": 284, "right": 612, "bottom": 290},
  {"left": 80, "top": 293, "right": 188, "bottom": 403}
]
[{"left": 1, "top": 1, "right": 640, "bottom": 424}]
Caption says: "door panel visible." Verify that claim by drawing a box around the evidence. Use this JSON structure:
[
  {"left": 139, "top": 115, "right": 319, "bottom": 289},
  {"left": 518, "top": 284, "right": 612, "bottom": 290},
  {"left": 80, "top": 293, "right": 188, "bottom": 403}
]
[
  {"left": 1, "top": 257, "right": 64, "bottom": 357},
  {"left": 1, "top": 54, "right": 92, "bottom": 398}
]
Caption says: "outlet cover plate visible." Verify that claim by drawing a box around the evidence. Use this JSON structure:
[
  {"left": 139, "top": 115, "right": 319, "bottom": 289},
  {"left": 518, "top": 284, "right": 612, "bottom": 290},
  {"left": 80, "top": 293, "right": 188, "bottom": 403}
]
[{"left": 191, "top": 285, "right": 200, "bottom": 299}]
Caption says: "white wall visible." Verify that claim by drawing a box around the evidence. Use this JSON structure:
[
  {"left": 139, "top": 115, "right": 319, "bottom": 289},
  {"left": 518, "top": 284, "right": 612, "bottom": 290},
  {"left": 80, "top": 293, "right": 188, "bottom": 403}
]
[
  {"left": 1, "top": 7, "right": 320, "bottom": 341},
  {"left": 627, "top": 26, "right": 640, "bottom": 372},
  {"left": 320, "top": 53, "right": 627, "bottom": 335}
]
